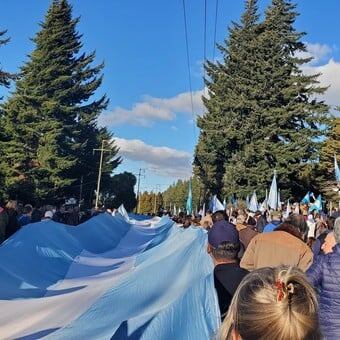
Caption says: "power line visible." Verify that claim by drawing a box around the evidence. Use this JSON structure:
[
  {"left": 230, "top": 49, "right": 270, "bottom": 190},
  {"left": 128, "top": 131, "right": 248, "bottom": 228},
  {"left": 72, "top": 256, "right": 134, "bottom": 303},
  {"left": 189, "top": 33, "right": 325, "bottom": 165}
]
[
  {"left": 203, "top": 0, "right": 207, "bottom": 88},
  {"left": 181, "top": 0, "right": 197, "bottom": 139},
  {"left": 213, "top": 0, "right": 219, "bottom": 62}
]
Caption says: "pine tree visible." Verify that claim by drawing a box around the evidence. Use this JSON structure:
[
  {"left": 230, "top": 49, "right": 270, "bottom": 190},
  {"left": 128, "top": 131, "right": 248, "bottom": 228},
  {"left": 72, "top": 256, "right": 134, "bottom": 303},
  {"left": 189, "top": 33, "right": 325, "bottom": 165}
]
[
  {"left": 194, "top": 0, "right": 262, "bottom": 200},
  {"left": 0, "top": 30, "right": 12, "bottom": 93},
  {"left": 318, "top": 115, "right": 340, "bottom": 201},
  {"left": 0, "top": 0, "right": 120, "bottom": 204},
  {"left": 194, "top": 0, "right": 330, "bottom": 201},
  {"left": 0, "top": 30, "right": 14, "bottom": 202},
  {"left": 225, "top": 0, "right": 330, "bottom": 200}
]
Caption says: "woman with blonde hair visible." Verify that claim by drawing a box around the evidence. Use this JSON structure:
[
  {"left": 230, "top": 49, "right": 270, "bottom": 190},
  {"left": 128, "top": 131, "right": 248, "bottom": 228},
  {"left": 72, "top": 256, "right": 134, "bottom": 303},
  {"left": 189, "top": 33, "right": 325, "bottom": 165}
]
[{"left": 220, "top": 267, "right": 320, "bottom": 340}]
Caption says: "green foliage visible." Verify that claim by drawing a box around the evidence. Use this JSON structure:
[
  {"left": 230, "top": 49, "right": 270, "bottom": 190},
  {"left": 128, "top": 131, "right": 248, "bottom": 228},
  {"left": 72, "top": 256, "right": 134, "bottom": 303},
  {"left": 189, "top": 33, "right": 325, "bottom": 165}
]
[
  {"left": 194, "top": 0, "right": 330, "bottom": 201},
  {"left": 317, "top": 115, "right": 340, "bottom": 200},
  {"left": 106, "top": 172, "right": 137, "bottom": 212},
  {"left": 138, "top": 191, "right": 163, "bottom": 215},
  {"left": 0, "top": 29, "right": 14, "bottom": 203},
  {"left": 162, "top": 176, "right": 203, "bottom": 213},
  {"left": 0, "top": 0, "right": 120, "bottom": 204}
]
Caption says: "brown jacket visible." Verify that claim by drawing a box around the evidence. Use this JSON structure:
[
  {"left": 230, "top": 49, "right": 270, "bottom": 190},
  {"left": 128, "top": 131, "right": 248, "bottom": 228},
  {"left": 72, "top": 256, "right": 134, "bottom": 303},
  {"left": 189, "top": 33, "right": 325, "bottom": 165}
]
[
  {"left": 238, "top": 226, "right": 258, "bottom": 250},
  {"left": 240, "top": 231, "right": 313, "bottom": 272}
]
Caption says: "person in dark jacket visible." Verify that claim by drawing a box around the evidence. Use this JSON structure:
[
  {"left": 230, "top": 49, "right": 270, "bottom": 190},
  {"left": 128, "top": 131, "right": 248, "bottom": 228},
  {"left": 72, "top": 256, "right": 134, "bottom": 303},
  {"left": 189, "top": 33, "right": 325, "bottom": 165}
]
[
  {"left": 4, "top": 200, "right": 19, "bottom": 239},
  {"left": 18, "top": 204, "right": 33, "bottom": 227},
  {"left": 307, "top": 217, "right": 340, "bottom": 339},
  {"left": 254, "top": 210, "right": 267, "bottom": 233},
  {"left": 0, "top": 205, "right": 8, "bottom": 243},
  {"left": 207, "top": 214, "right": 247, "bottom": 320}
]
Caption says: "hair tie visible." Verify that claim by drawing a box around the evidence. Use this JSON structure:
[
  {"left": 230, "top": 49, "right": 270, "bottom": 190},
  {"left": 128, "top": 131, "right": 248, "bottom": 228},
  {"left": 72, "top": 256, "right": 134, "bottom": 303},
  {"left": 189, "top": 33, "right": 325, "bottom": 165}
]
[
  {"left": 275, "top": 280, "right": 285, "bottom": 302},
  {"left": 287, "top": 282, "right": 295, "bottom": 296}
]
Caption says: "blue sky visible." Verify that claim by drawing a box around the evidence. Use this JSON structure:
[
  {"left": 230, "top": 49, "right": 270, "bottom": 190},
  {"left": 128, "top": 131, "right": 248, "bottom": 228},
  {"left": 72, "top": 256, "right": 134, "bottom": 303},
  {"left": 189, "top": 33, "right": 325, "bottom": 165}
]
[{"left": 1, "top": 0, "right": 340, "bottom": 192}]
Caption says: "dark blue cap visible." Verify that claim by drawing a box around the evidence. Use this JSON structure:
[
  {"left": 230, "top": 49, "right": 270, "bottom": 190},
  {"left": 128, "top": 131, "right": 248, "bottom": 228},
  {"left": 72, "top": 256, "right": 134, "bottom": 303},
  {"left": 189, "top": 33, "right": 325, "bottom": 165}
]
[{"left": 208, "top": 220, "right": 239, "bottom": 248}]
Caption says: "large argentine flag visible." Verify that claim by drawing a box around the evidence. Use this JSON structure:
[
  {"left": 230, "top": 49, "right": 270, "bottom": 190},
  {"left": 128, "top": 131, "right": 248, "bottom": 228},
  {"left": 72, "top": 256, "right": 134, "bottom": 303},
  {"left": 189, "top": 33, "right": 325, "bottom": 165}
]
[{"left": 0, "top": 213, "right": 219, "bottom": 339}]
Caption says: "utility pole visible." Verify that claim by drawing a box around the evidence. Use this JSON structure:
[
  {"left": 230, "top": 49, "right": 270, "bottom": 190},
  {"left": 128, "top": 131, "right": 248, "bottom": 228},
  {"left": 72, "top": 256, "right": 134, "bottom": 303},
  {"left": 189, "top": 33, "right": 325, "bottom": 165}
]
[
  {"left": 93, "top": 140, "right": 111, "bottom": 209},
  {"left": 136, "top": 168, "right": 146, "bottom": 214}
]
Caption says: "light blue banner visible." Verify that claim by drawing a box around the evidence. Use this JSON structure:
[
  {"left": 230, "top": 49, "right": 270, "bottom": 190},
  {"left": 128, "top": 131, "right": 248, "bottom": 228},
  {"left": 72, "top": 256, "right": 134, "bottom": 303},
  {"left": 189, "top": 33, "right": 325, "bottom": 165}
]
[{"left": 0, "top": 213, "right": 220, "bottom": 339}]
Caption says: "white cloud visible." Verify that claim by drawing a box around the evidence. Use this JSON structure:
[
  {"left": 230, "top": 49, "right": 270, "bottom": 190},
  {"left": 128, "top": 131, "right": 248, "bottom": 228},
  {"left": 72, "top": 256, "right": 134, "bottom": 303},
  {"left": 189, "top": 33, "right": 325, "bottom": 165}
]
[
  {"left": 297, "top": 42, "right": 333, "bottom": 65},
  {"left": 115, "top": 137, "right": 192, "bottom": 178},
  {"left": 99, "top": 90, "right": 205, "bottom": 127},
  {"left": 302, "top": 58, "right": 340, "bottom": 108}
]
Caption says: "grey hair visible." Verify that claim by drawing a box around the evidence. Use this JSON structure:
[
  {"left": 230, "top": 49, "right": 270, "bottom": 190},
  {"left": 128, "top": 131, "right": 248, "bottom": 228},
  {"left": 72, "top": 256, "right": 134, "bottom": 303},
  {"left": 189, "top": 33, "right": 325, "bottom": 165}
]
[{"left": 334, "top": 217, "right": 340, "bottom": 243}]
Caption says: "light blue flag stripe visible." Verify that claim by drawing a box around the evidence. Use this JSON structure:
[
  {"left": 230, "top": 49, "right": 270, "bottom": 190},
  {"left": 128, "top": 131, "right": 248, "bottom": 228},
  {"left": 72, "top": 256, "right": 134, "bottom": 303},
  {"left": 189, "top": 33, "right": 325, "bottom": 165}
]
[{"left": 0, "top": 214, "right": 220, "bottom": 339}]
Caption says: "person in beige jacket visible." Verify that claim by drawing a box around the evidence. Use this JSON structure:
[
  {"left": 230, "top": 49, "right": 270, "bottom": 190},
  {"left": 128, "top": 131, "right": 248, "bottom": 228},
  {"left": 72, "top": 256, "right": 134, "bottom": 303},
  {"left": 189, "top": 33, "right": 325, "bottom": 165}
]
[{"left": 240, "top": 214, "right": 313, "bottom": 272}]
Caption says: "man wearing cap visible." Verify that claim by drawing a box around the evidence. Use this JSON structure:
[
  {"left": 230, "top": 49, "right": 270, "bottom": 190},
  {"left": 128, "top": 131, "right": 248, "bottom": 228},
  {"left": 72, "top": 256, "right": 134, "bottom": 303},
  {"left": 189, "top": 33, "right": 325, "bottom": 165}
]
[{"left": 207, "top": 212, "right": 248, "bottom": 320}]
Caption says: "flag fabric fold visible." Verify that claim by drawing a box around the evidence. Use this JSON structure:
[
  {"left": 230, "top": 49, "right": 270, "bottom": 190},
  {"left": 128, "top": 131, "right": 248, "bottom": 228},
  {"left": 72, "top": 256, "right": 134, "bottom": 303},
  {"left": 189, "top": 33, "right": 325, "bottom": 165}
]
[
  {"left": 0, "top": 214, "right": 220, "bottom": 339},
  {"left": 249, "top": 191, "right": 258, "bottom": 212}
]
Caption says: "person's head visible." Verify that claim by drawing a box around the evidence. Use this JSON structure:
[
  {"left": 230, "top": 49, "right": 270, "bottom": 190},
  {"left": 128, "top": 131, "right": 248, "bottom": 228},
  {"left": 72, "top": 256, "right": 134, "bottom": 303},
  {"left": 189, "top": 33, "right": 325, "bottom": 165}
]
[
  {"left": 212, "top": 211, "right": 226, "bottom": 223},
  {"left": 254, "top": 211, "right": 262, "bottom": 221},
  {"left": 23, "top": 204, "right": 33, "bottom": 216},
  {"left": 271, "top": 211, "right": 282, "bottom": 221},
  {"left": 284, "top": 213, "right": 308, "bottom": 236},
  {"left": 326, "top": 216, "right": 335, "bottom": 230},
  {"left": 321, "top": 232, "right": 336, "bottom": 254},
  {"left": 236, "top": 214, "right": 246, "bottom": 225},
  {"left": 221, "top": 267, "right": 320, "bottom": 340},
  {"left": 182, "top": 217, "right": 192, "bottom": 229},
  {"left": 5, "top": 200, "right": 17, "bottom": 210},
  {"left": 208, "top": 241, "right": 240, "bottom": 263},
  {"left": 247, "top": 216, "right": 256, "bottom": 226},
  {"left": 207, "top": 219, "right": 239, "bottom": 262},
  {"left": 334, "top": 217, "right": 340, "bottom": 244},
  {"left": 275, "top": 222, "right": 302, "bottom": 240},
  {"left": 43, "top": 211, "right": 53, "bottom": 220}
]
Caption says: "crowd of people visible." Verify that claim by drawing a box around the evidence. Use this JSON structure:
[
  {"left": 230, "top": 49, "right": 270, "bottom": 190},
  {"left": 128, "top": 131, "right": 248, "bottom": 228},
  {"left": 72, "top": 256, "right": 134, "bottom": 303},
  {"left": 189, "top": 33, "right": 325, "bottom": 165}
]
[
  {"left": 174, "top": 206, "right": 340, "bottom": 339},
  {"left": 1, "top": 197, "right": 340, "bottom": 338},
  {"left": 0, "top": 200, "right": 103, "bottom": 243}
]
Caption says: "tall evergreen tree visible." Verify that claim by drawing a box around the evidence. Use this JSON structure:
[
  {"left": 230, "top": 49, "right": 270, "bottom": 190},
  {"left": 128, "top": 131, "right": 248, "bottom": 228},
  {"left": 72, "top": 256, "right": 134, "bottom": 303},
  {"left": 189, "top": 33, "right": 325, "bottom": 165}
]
[
  {"left": 0, "top": 30, "right": 12, "bottom": 93},
  {"left": 194, "top": 0, "right": 262, "bottom": 200},
  {"left": 0, "top": 0, "right": 120, "bottom": 204},
  {"left": 0, "top": 30, "right": 14, "bottom": 202},
  {"left": 225, "top": 0, "right": 330, "bottom": 200},
  {"left": 194, "top": 0, "right": 330, "bottom": 201},
  {"left": 317, "top": 115, "right": 340, "bottom": 201}
]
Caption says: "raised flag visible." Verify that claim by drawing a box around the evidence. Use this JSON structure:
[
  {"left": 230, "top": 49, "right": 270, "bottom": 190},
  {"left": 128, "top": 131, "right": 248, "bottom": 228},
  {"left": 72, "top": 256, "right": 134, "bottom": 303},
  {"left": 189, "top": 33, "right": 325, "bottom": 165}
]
[
  {"left": 246, "top": 195, "right": 250, "bottom": 209},
  {"left": 335, "top": 154, "right": 340, "bottom": 182},
  {"left": 301, "top": 192, "right": 310, "bottom": 204},
  {"left": 186, "top": 180, "right": 193, "bottom": 215},
  {"left": 249, "top": 191, "right": 258, "bottom": 212},
  {"left": 267, "top": 171, "right": 278, "bottom": 210},
  {"left": 212, "top": 195, "right": 225, "bottom": 213},
  {"left": 309, "top": 194, "right": 322, "bottom": 213}
]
